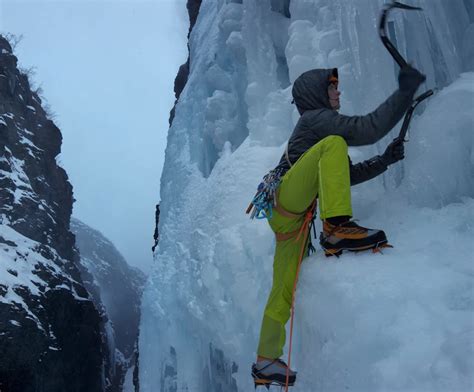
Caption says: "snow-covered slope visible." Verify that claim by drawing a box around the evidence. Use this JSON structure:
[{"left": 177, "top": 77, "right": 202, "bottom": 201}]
[
  {"left": 140, "top": 1, "right": 473, "bottom": 391},
  {"left": 72, "top": 218, "right": 146, "bottom": 391},
  {"left": 0, "top": 36, "right": 108, "bottom": 391}
]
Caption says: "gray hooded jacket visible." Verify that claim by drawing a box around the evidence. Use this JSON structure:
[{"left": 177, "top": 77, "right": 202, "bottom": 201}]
[{"left": 276, "top": 68, "right": 414, "bottom": 185}]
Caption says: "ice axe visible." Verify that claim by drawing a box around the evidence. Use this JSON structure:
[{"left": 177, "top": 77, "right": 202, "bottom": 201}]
[
  {"left": 379, "top": 1, "right": 434, "bottom": 142},
  {"left": 398, "top": 89, "right": 434, "bottom": 141}
]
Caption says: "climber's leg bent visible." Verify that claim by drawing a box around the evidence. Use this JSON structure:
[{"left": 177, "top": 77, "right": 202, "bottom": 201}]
[{"left": 277, "top": 135, "right": 352, "bottom": 219}]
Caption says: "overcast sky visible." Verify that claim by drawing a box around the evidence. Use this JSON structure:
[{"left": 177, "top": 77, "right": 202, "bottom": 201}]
[{"left": 0, "top": 0, "right": 189, "bottom": 272}]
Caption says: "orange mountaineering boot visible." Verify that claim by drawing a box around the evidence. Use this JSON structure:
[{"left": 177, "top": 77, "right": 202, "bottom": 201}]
[{"left": 320, "top": 219, "right": 389, "bottom": 257}]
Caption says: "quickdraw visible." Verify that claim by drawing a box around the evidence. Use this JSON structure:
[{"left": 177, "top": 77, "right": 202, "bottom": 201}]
[{"left": 246, "top": 168, "right": 284, "bottom": 219}]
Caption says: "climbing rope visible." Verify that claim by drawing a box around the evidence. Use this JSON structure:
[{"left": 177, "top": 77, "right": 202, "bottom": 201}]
[{"left": 284, "top": 199, "right": 317, "bottom": 391}]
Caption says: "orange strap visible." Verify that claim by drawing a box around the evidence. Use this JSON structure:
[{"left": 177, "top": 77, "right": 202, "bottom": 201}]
[
  {"left": 273, "top": 203, "right": 305, "bottom": 219},
  {"left": 274, "top": 190, "right": 305, "bottom": 219},
  {"left": 275, "top": 229, "right": 301, "bottom": 242},
  {"left": 274, "top": 191, "right": 316, "bottom": 242}
]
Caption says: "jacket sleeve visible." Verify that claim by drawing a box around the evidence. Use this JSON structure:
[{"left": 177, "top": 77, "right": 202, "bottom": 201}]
[
  {"left": 349, "top": 155, "right": 388, "bottom": 186},
  {"left": 303, "top": 89, "right": 414, "bottom": 146}
]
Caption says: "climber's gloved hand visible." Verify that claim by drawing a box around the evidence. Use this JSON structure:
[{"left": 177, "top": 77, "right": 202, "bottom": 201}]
[
  {"left": 398, "top": 65, "right": 426, "bottom": 93},
  {"left": 381, "top": 137, "right": 405, "bottom": 166}
]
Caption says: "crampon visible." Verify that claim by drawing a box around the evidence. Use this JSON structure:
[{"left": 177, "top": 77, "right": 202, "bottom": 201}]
[{"left": 323, "top": 241, "right": 393, "bottom": 257}]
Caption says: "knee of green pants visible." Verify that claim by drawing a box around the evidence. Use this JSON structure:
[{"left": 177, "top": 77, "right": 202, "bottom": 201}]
[
  {"left": 263, "top": 288, "right": 292, "bottom": 324},
  {"left": 257, "top": 314, "right": 286, "bottom": 358},
  {"left": 322, "top": 135, "right": 347, "bottom": 149}
]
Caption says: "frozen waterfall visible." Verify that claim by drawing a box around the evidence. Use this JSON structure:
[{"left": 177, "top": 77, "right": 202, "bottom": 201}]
[{"left": 139, "top": 1, "right": 474, "bottom": 391}]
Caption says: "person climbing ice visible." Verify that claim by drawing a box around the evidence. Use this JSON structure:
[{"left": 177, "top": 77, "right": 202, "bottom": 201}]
[{"left": 248, "top": 64, "right": 426, "bottom": 388}]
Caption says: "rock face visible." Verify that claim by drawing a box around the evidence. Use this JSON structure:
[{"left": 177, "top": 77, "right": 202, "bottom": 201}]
[
  {"left": 169, "top": 0, "right": 202, "bottom": 126},
  {"left": 71, "top": 218, "right": 146, "bottom": 391},
  {"left": 0, "top": 35, "right": 108, "bottom": 391}
]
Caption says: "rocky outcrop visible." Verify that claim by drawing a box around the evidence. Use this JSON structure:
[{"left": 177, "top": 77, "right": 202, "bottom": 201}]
[
  {"left": 152, "top": 204, "right": 160, "bottom": 252},
  {"left": 169, "top": 0, "right": 203, "bottom": 126},
  {"left": 71, "top": 218, "right": 146, "bottom": 391},
  {"left": 0, "top": 35, "right": 108, "bottom": 391},
  {"left": 169, "top": 0, "right": 289, "bottom": 128}
]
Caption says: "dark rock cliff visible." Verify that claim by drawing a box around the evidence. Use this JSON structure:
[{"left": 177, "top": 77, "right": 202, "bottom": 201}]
[
  {"left": 169, "top": 0, "right": 202, "bottom": 126},
  {"left": 71, "top": 218, "right": 146, "bottom": 391},
  {"left": 0, "top": 35, "right": 108, "bottom": 391}
]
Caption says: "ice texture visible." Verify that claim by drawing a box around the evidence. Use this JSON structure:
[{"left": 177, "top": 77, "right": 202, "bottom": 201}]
[{"left": 139, "top": 1, "right": 474, "bottom": 391}]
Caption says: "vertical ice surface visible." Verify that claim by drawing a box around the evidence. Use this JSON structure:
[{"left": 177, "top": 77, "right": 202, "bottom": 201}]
[{"left": 140, "top": 1, "right": 473, "bottom": 391}]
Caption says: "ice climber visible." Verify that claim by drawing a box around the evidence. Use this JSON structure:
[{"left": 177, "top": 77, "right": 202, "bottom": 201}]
[{"left": 251, "top": 65, "right": 426, "bottom": 387}]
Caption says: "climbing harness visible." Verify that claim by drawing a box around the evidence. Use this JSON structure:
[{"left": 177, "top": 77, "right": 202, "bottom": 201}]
[
  {"left": 273, "top": 195, "right": 318, "bottom": 256},
  {"left": 380, "top": 1, "right": 435, "bottom": 142}
]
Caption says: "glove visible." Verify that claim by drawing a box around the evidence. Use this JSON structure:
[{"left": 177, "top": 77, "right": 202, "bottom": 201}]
[
  {"left": 398, "top": 65, "right": 426, "bottom": 93},
  {"left": 381, "top": 137, "right": 405, "bottom": 166}
]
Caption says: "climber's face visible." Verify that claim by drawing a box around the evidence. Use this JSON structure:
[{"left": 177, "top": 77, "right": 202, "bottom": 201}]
[{"left": 328, "top": 82, "right": 341, "bottom": 110}]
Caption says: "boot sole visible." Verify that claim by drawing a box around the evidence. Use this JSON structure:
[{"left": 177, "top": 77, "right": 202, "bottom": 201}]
[{"left": 324, "top": 241, "right": 392, "bottom": 257}]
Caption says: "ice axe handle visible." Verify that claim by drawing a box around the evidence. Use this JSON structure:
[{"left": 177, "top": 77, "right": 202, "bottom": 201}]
[
  {"left": 398, "top": 89, "right": 434, "bottom": 141},
  {"left": 379, "top": 18, "right": 407, "bottom": 68}
]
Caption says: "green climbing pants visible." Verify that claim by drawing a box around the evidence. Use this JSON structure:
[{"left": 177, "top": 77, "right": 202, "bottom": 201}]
[{"left": 257, "top": 135, "right": 353, "bottom": 359}]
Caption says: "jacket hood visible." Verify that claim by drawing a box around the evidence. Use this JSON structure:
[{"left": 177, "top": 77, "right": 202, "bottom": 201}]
[{"left": 292, "top": 68, "right": 338, "bottom": 114}]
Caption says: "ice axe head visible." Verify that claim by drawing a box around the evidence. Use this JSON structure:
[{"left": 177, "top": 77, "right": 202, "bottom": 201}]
[
  {"left": 379, "top": 1, "right": 423, "bottom": 68},
  {"left": 388, "top": 1, "right": 422, "bottom": 11}
]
